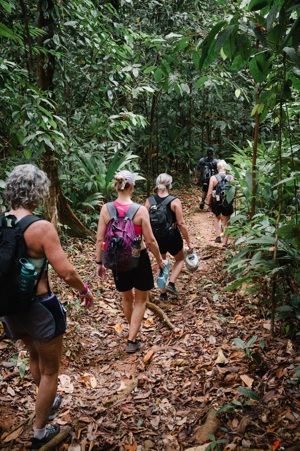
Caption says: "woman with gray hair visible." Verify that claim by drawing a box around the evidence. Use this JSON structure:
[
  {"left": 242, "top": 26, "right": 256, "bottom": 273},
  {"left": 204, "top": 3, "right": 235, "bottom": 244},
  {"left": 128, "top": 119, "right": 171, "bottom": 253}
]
[
  {"left": 96, "top": 170, "right": 165, "bottom": 353},
  {"left": 0, "top": 164, "right": 93, "bottom": 450},
  {"left": 145, "top": 173, "right": 193, "bottom": 300},
  {"left": 206, "top": 159, "right": 235, "bottom": 246}
]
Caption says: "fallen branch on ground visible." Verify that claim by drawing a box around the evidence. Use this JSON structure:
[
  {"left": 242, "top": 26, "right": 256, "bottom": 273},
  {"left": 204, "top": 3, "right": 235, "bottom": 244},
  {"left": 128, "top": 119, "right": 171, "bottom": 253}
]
[{"left": 146, "top": 300, "right": 176, "bottom": 330}]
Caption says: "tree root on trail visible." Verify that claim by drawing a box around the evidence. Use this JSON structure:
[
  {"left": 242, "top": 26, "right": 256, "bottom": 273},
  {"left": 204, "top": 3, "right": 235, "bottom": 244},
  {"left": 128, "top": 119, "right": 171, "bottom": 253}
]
[
  {"left": 193, "top": 408, "right": 219, "bottom": 444},
  {"left": 39, "top": 426, "right": 72, "bottom": 451},
  {"left": 146, "top": 300, "right": 176, "bottom": 330},
  {"left": 102, "top": 379, "right": 138, "bottom": 407}
]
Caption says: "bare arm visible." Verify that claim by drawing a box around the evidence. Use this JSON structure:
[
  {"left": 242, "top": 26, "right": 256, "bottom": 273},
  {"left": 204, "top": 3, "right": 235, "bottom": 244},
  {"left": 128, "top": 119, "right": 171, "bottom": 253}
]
[
  {"left": 139, "top": 206, "right": 164, "bottom": 270},
  {"left": 96, "top": 204, "right": 109, "bottom": 279},
  {"left": 206, "top": 176, "right": 217, "bottom": 206},
  {"left": 171, "top": 199, "right": 193, "bottom": 250},
  {"left": 25, "top": 221, "right": 93, "bottom": 306}
]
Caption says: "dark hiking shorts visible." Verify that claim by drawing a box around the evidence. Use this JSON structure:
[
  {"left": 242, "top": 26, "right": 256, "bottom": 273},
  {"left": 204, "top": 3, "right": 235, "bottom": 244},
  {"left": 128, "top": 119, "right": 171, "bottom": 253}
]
[
  {"left": 211, "top": 203, "right": 234, "bottom": 217},
  {"left": 112, "top": 249, "right": 154, "bottom": 292},
  {"left": 157, "top": 228, "right": 183, "bottom": 256},
  {"left": 1, "top": 292, "right": 67, "bottom": 342}
]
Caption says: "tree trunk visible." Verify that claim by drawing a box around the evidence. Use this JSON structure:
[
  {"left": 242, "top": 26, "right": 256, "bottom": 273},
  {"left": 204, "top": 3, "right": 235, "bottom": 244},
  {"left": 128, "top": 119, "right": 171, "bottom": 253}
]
[
  {"left": 250, "top": 90, "right": 260, "bottom": 219},
  {"left": 36, "top": 0, "right": 94, "bottom": 238}
]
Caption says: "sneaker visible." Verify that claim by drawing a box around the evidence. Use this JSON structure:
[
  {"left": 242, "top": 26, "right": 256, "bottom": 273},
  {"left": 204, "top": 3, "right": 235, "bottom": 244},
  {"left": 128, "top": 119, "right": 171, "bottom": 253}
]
[
  {"left": 126, "top": 339, "right": 143, "bottom": 353},
  {"left": 166, "top": 283, "right": 179, "bottom": 297},
  {"left": 215, "top": 236, "right": 221, "bottom": 243},
  {"left": 199, "top": 201, "right": 204, "bottom": 209},
  {"left": 31, "top": 424, "right": 60, "bottom": 450},
  {"left": 48, "top": 394, "right": 62, "bottom": 421},
  {"left": 159, "top": 292, "right": 168, "bottom": 301}
]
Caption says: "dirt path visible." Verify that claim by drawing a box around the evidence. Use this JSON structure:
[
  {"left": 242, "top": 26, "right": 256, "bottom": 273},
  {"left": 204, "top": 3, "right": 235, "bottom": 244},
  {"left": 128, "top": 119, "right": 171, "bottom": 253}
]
[{"left": 1, "top": 188, "right": 300, "bottom": 450}]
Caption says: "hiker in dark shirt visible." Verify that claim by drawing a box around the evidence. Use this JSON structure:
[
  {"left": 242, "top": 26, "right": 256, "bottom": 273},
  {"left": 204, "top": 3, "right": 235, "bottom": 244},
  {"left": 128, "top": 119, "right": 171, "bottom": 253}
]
[
  {"left": 0, "top": 164, "right": 93, "bottom": 449},
  {"left": 145, "top": 173, "right": 193, "bottom": 301},
  {"left": 194, "top": 147, "right": 218, "bottom": 209},
  {"left": 206, "top": 160, "right": 235, "bottom": 246}
]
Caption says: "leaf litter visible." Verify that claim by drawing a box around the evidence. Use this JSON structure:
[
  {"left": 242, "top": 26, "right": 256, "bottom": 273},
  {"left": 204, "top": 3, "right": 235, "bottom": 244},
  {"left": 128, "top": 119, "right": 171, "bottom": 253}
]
[{"left": 1, "top": 188, "right": 300, "bottom": 450}]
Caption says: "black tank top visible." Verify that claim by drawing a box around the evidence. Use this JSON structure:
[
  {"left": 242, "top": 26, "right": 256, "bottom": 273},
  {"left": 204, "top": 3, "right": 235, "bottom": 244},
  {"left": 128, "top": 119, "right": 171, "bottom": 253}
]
[{"left": 154, "top": 194, "right": 177, "bottom": 224}]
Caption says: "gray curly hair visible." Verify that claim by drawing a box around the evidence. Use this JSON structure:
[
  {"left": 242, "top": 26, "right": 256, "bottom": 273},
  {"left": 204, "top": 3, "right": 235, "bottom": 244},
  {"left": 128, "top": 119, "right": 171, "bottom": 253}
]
[
  {"left": 155, "top": 173, "right": 172, "bottom": 192},
  {"left": 4, "top": 164, "right": 50, "bottom": 210}
]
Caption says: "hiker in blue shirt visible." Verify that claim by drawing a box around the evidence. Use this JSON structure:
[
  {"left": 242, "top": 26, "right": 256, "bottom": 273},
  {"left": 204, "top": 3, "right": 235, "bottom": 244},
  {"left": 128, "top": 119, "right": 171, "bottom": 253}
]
[{"left": 194, "top": 147, "right": 218, "bottom": 209}]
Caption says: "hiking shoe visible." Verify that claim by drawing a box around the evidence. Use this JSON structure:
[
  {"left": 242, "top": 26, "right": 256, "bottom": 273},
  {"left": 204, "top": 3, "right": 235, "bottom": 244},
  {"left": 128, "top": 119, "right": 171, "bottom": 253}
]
[
  {"left": 166, "top": 283, "right": 179, "bottom": 297},
  {"left": 31, "top": 424, "right": 60, "bottom": 450},
  {"left": 126, "top": 340, "right": 143, "bottom": 353},
  {"left": 215, "top": 236, "right": 222, "bottom": 243},
  {"left": 160, "top": 292, "right": 168, "bottom": 301},
  {"left": 199, "top": 201, "right": 204, "bottom": 209},
  {"left": 48, "top": 394, "right": 62, "bottom": 421}
]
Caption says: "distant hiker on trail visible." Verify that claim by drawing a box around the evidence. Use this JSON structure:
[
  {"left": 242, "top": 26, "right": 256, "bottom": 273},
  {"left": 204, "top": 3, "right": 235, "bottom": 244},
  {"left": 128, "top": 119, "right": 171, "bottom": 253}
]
[
  {"left": 194, "top": 147, "right": 218, "bottom": 209},
  {"left": 206, "top": 160, "right": 235, "bottom": 246},
  {"left": 145, "top": 173, "right": 193, "bottom": 301},
  {"left": 96, "top": 170, "right": 165, "bottom": 354},
  {"left": 0, "top": 164, "right": 93, "bottom": 450}
]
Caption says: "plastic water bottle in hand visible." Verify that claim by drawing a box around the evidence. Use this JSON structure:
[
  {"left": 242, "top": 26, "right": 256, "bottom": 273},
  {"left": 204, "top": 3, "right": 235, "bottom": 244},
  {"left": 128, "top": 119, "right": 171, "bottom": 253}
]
[{"left": 156, "top": 260, "right": 170, "bottom": 289}]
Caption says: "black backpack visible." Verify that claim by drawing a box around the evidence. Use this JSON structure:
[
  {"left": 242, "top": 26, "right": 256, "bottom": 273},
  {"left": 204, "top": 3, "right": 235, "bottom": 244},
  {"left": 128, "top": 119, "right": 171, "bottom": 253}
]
[
  {"left": 148, "top": 195, "right": 176, "bottom": 242},
  {"left": 0, "top": 214, "right": 42, "bottom": 316},
  {"left": 214, "top": 174, "right": 235, "bottom": 208}
]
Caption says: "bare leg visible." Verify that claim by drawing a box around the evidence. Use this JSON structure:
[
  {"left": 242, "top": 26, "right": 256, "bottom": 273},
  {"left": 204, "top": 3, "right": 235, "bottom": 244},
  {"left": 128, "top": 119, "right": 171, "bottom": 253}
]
[
  {"left": 213, "top": 214, "right": 222, "bottom": 239},
  {"left": 122, "top": 289, "right": 148, "bottom": 341},
  {"left": 22, "top": 335, "right": 63, "bottom": 430},
  {"left": 122, "top": 289, "right": 134, "bottom": 326},
  {"left": 169, "top": 249, "right": 185, "bottom": 284},
  {"left": 221, "top": 215, "right": 231, "bottom": 245}
]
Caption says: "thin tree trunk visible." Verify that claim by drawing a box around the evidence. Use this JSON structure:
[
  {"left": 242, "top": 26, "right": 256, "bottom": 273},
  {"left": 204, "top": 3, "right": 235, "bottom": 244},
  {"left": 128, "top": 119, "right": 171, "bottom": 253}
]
[
  {"left": 36, "top": 0, "right": 93, "bottom": 238},
  {"left": 250, "top": 90, "right": 260, "bottom": 219}
]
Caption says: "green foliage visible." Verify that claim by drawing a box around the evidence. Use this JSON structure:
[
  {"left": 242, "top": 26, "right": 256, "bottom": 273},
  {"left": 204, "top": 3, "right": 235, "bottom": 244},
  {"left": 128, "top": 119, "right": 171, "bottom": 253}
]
[
  {"left": 205, "top": 434, "right": 227, "bottom": 451},
  {"left": 233, "top": 335, "right": 258, "bottom": 358},
  {"left": 60, "top": 148, "right": 142, "bottom": 229}
]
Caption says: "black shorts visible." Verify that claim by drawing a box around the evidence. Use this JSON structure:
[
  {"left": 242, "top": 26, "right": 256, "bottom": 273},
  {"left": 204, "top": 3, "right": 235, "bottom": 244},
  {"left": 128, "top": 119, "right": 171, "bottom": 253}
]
[
  {"left": 112, "top": 249, "right": 154, "bottom": 292},
  {"left": 201, "top": 181, "right": 209, "bottom": 193},
  {"left": 1, "top": 292, "right": 67, "bottom": 342},
  {"left": 211, "top": 202, "right": 234, "bottom": 217},
  {"left": 157, "top": 228, "right": 183, "bottom": 256}
]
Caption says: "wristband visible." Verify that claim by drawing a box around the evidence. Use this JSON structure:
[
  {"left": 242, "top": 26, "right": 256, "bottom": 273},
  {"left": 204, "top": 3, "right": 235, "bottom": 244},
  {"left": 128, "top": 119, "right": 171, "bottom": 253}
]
[
  {"left": 78, "top": 282, "right": 89, "bottom": 296},
  {"left": 96, "top": 261, "right": 102, "bottom": 265}
]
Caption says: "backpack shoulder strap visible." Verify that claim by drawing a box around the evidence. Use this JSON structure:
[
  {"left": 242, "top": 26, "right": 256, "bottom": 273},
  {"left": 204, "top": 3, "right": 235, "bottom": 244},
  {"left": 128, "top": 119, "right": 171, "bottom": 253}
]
[
  {"left": 215, "top": 174, "right": 222, "bottom": 183},
  {"left": 148, "top": 196, "right": 157, "bottom": 206},
  {"left": 16, "top": 215, "right": 42, "bottom": 232},
  {"left": 107, "top": 202, "right": 117, "bottom": 219},
  {"left": 160, "top": 195, "right": 176, "bottom": 207},
  {"left": 126, "top": 203, "right": 141, "bottom": 220}
]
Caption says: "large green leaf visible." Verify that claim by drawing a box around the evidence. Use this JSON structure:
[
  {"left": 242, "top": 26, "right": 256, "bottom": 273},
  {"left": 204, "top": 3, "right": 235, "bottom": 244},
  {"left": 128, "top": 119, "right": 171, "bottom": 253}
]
[{"left": 248, "top": 0, "right": 269, "bottom": 12}]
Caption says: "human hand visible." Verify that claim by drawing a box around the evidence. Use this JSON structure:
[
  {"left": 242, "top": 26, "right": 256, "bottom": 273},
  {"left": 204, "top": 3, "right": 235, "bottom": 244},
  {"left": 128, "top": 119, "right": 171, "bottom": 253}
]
[
  {"left": 80, "top": 290, "right": 94, "bottom": 308},
  {"left": 96, "top": 264, "right": 106, "bottom": 279},
  {"left": 78, "top": 283, "right": 94, "bottom": 307}
]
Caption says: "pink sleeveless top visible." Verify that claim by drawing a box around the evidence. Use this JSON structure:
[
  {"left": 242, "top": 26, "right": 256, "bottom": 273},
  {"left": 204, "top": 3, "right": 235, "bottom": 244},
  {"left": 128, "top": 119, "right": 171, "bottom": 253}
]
[{"left": 113, "top": 201, "right": 142, "bottom": 236}]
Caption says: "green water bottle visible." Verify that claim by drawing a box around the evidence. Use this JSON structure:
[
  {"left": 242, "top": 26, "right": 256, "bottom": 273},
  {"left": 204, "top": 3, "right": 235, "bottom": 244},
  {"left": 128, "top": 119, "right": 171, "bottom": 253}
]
[{"left": 18, "top": 258, "right": 37, "bottom": 300}]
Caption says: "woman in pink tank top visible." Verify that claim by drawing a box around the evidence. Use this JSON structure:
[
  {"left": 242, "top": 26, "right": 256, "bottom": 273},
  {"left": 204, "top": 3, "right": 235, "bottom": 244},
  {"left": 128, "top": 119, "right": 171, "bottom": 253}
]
[{"left": 96, "top": 170, "right": 165, "bottom": 354}]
